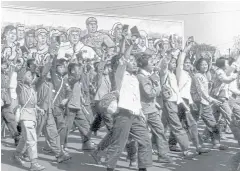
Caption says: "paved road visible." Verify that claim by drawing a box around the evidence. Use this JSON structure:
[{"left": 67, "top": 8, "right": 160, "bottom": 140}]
[{"left": 1, "top": 123, "right": 240, "bottom": 171}]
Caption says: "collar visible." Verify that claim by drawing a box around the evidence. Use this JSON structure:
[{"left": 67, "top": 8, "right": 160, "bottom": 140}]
[{"left": 37, "top": 44, "right": 48, "bottom": 53}]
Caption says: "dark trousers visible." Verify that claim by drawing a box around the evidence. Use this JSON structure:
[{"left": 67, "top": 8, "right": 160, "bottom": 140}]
[
  {"left": 1, "top": 104, "right": 19, "bottom": 138},
  {"left": 36, "top": 110, "right": 62, "bottom": 156},
  {"left": 162, "top": 101, "right": 189, "bottom": 151},
  {"left": 229, "top": 97, "right": 240, "bottom": 146},
  {"left": 168, "top": 100, "right": 200, "bottom": 148},
  {"left": 65, "top": 108, "right": 91, "bottom": 144},
  {"left": 105, "top": 109, "right": 152, "bottom": 169},
  {"left": 200, "top": 104, "right": 220, "bottom": 145},
  {"left": 53, "top": 106, "right": 68, "bottom": 145},
  {"left": 145, "top": 111, "right": 169, "bottom": 156},
  {"left": 91, "top": 102, "right": 113, "bottom": 132}
]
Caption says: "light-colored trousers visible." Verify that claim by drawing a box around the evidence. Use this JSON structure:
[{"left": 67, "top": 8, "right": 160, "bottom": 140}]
[{"left": 16, "top": 120, "right": 38, "bottom": 161}]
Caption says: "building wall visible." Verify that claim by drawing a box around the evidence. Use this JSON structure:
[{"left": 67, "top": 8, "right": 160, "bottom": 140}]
[{"left": 2, "top": 1, "right": 240, "bottom": 54}]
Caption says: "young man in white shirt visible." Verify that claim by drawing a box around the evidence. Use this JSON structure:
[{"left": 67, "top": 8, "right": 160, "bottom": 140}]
[
  {"left": 92, "top": 53, "right": 152, "bottom": 171},
  {"left": 160, "top": 49, "right": 195, "bottom": 158}
]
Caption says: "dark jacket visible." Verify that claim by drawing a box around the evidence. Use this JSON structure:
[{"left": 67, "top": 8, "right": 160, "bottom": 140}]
[{"left": 137, "top": 69, "right": 161, "bottom": 114}]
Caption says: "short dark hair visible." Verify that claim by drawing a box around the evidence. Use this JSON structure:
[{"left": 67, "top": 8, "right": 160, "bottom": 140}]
[
  {"left": 27, "top": 59, "right": 35, "bottom": 68},
  {"left": 56, "top": 59, "right": 66, "bottom": 67},
  {"left": 68, "top": 63, "right": 79, "bottom": 73},
  {"left": 136, "top": 53, "right": 150, "bottom": 68},
  {"left": 215, "top": 57, "right": 228, "bottom": 69},
  {"left": 195, "top": 58, "right": 209, "bottom": 71}
]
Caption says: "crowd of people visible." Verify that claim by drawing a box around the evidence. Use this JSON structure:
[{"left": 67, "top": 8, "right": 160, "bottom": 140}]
[{"left": 1, "top": 16, "right": 240, "bottom": 171}]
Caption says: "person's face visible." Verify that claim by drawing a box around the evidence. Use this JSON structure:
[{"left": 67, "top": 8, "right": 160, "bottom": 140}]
[
  {"left": 163, "top": 43, "right": 169, "bottom": 51},
  {"left": 87, "top": 22, "right": 98, "bottom": 33},
  {"left": 224, "top": 60, "right": 230, "bottom": 70},
  {"left": 15, "top": 61, "right": 23, "bottom": 71},
  {"left": 60, "top": 34, "right": 67, "bottom": 42},
  {"left": 56, "top": 65, "right": 66, "bottom": 76},
  {"left": 46, "top": 71, "right": 51, "bottom": 80},
  {"left": 69, "top": 31, "right": 80, "bottom": 45},
  {"left": 6, "top": 29, "right": 17, "bottom": 43},
  {"left": 24, "top": 71, "right": 33, "bottom": 84},
  {"left": 169, "top": 58, "right": 177, "bottom": 71},
  {"left": 37, "top": 33, "right": 47, "bottom": 45},
  {"left": 148, "top": 40, "right": 154, "bottom": 49},
  {"left": 26, "top": 34, "right": 35, "bottom": 48},
  {"left": 71, "top": 66, "right": 82, "bottom": 80},
  {"left": 147, "top": 58, "right": 154, "bottom": 73},
  {"left": 114, "top": 24, "right": 123, "bottom": 38},
  {"left": 103, "top": 65, "right": 111, "bottom": 75},
  {"left": 1, "top": 63, "right": 9, "bottom": 73},
  {"left": 139, "top": 38, "right": 146, "bottom": 47},
  {"left": 183, "top": 58, "right": 192, "bottom": 71},
  {"left": 127, "top": 55, "right": 138, "bottom": 73},
  {"left": 199, "top": 60, "right": 209, "bottom": 73},
  {"left": 29, "top": 63, "right": 36, "bottom": 72},
  {"left": 17, "top": 27, "right": 25, "bottom": 40}
]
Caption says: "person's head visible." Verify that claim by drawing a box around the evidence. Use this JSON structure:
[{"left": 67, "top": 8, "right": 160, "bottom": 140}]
[
  {"left": 165, "top": 49, "right": 177, "bottom": 71},
  {"left": 25, "top": 29, "right": 35, "bottom": 48},
  {"left": 148, "top": 38, "right": 154, "bottom": 49},
  {"left": 2, "top": 47, "right": 12, "bottom": 59},
  {"left": 162, "top": 38, "right": 170, "bottom": 51},
  {"left": 103, "top": 61, "right": 112, "bottom": 75},
  {"left": 136, "top": 53, "right": 153, "bottom": 73},
  {"left": 196, "top": 58, "right": 209, "bottom": 73},
  {"left": 27, "top": 59, "right": 36, "bottom": 72},
  {"left": 183, "top": 56, "right": 192, "bottom": 72},
  {"left": 86, "top": 17, "right": 98, "bottom": 33},
  {"left": 68, "top": 63, "right": 82, "bottom": 80},
  {"left": 139, "top": 31, "right": 148, "bottom": 47},
  {"left": 15, "top": 58, "right": 24, "bottom": 72},
  {"left": 56, "top": 59, "right": 66, "bottom": 76},
  {"left": 111, "top": 23, "right": 123, "bottom": 39},
  {"left": 60, "top": 32, "right": 68, "bottom": 43},
  {"left": 67, "top": 28, "right": 81, "bottom": 45},
  {"left": 23, "top": 70, "right": 33, "bottom": 85},
  {"left": 16, "top": 25, "right": 25, "bottom": 40},
  {"left": 2, "top": 25, "right": 17, "bottom": 44},
  {"left": 215, "top": 57, "right": 229, "bottom": 70},
  {"left": 1, "top": 59, "right": 9, "bottom": 73},
  {"left": 35, "top": 28, "right": 48, "bottom": 46},
  {"left": 46, "top": 71, "right": 52, "bottom": 81}
]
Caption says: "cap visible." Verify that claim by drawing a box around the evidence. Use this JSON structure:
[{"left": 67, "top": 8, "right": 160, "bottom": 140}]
[
  {"left": 154, "top": 39, "right": 162, "bottom": 48},
  {"left": 67, "top": 27, "right": 81, "bottom": 36},
  {"left": 16, "top": 24, "right": 25, "bottom": 29},
  {"left": 35, "top": 28, "right": 48, "bottom": 37},
  {"left": 25, "top": 29, "right": 35, "bottom": 37},
  {"left": 162, "top": 38, "right": 169, "bottom": 44},
  {"left": 50, "top": 29, "right": 61, "bottom": 38},
  {"left": 86, "top": 17, "right": 97, "bottom": 25}
]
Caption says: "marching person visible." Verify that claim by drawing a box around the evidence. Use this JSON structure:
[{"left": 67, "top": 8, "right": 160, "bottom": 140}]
[
  {"left": 159, "top": 49, "right": 195, "bottom": 158},
  {"left": 50, "top": 54, "right": 69, "bottom": 152},
  {"left": 14, "top": 69, "right": 45, "bottom": 171},
  {"left": 1, "top": 59, "right": 20, "bottom": 146},
  {"left": 194, "top": 58, "right": 228, "bottom": 150},
  {"left": 35, "top": 55, "right": 72, "bottom": 163},
  {"left": 175, "top": 43, "right": 210, "bottom": 154},
  {"left": 136, "top": 53, "right": 173, "bottom": 163},
  {"left": 64, "top": 63, "right": 95, "bottom": 151}
]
